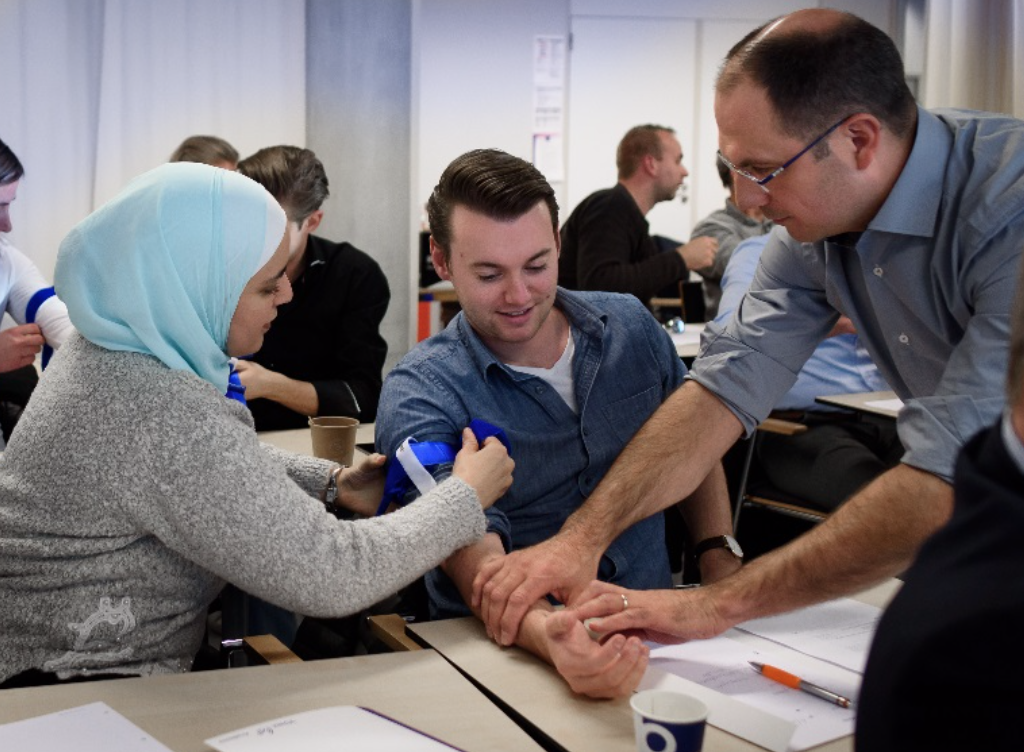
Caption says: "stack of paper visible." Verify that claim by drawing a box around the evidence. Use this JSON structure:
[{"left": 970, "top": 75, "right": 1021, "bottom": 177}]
[
  {"left": 205, "top": 706, "right": 463, "bottom": 752},
  {"left": 642, "top": 598, "right": 883, "bottom": 752}
]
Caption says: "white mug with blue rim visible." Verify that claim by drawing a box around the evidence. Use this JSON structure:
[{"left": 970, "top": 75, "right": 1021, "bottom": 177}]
[{"left": 630, "top": 689, "right": 708, "bottom": 752}]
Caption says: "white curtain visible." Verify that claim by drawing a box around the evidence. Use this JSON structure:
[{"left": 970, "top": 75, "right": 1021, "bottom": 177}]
[
  {"left": 0, "top": 0, "right": 305, "bottom": 281},
  {"left": 921, "top": 0, "right": 1024, "bottom": 118}
]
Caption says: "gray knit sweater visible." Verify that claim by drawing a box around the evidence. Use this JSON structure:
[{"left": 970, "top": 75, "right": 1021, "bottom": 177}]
[{"left": 0, "top": 334, "right": 485, "bottom": 682}]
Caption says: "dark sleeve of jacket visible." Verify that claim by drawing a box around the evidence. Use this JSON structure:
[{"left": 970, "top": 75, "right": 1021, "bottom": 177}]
[
  {"left": 249, "top": 239, "right": 390, "bottom": 430},
  {"left": 559, "top": 186, "right": 687, "bottom": 302},
  {"left": 856, "top": 423, "right": 1024, "bottom": 752},
  {"left": 310, "top": 249, "right": 390, "bottom": 423}
]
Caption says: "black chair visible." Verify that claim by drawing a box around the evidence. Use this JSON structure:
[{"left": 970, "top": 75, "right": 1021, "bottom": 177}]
[{"left": 731, "top": 417, "right": 829, "bottom": 536}]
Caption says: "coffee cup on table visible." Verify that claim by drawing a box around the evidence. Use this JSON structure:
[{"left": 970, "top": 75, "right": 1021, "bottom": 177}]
[
  {"left": 308, "top": 416, "right": 359, "bottom": 466},
  {"left": 630, "top": 689, "right": 708, "bottom": 752}
]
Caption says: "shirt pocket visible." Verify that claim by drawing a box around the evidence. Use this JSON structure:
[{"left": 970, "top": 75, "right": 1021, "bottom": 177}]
[{"left": 597, "top": 384, "right": 663, "bottom": 448}]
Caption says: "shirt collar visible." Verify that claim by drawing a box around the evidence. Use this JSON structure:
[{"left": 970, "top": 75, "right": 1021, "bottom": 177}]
[
  {"left": 454, "top": 288, "right": 606, "bottom": 378},
  {"left": 867, "top": 106, "right": 951, "bottom": 238}
]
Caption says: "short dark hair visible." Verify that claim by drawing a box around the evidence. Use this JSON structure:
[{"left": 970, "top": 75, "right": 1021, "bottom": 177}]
[
  {"left": 718, "top": 13, "right": 917, "bottom": 143},
  {"left": 617, "top": 125, "right": 674, "bottom": 180},
  {"left": 1009, "top": 257, "right": 1024, "bottom": 408},
  {"left": 169, "top": 135, "right": 239, "bottom": 168},
  {"left": 237, "top": 145, "right": 329, "bottom": 225},
  {"left": 0, "top": 138, "right": 25, "bottom": 186},
  {"left": 427, "top": 149, "right": 558, "bottom": 263},
  {"left": 716, "top": 157, "right": 732, "bottom": 189}
]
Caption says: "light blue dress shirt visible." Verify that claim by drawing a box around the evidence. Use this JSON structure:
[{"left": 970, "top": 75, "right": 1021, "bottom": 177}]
[
  {"left": 693, "top": 106, "right": 1024, "bottom": 482},
  {"left": 377, "top": 288, "right": 683, "bottom": 617},
  {"left": 715, "top": 233, "right": 890, "bottom": 412}
]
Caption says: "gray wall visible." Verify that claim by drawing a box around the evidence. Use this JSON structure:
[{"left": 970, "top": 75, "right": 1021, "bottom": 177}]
[{"left": 306, "top": 0, "right": 413, "bottom": 374}]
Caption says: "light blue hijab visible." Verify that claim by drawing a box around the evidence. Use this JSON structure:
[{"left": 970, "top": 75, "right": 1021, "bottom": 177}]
[{"left": 55, "top": 162, "right": 286, "bottom": 393}]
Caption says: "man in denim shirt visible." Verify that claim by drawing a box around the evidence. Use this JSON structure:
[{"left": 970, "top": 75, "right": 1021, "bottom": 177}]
[
  {"left": 478, "top": 9, "right": 1024, "bottom": 649},
  {"left": 376, "top": 149, "right": 735, "bottom": 699}
]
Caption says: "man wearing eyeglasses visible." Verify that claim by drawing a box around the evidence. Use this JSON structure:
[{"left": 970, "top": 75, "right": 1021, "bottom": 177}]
[{"left": 472, "top": 8, "right": 1024, "bottom": 654}]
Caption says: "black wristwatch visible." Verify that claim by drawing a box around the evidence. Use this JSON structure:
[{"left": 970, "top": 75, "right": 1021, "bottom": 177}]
[
  {"left": 694, "top": 534, "right": 744, "bottom": 561},
  {"left": 320, "top": 465, "right": 345, "bottom": 514}
]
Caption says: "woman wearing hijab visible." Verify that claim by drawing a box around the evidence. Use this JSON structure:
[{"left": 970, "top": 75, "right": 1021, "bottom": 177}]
[{"left": 0, "top": 163, "right": 513, "bottom": 687}]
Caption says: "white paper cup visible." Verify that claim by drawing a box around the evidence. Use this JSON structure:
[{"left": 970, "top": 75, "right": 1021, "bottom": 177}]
[{"left": 631, "top": 689, "right": 708, "bottom": 752}]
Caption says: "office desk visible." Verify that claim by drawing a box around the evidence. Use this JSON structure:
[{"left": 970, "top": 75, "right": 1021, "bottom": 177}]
[
  {"left": 410, "top": 582, "right": 899, "bottom": 752},
  {"left": 259, "top": 423, "right": 376, "bottom": 456},
  {"left": 672, "top": 322, "right": 705, "bottom": 360},
  {"left": 0, "top": 650, "right": 543, "bottom": 752},
  {"left": 814, "top": 390, "right": 902, "bottom": 419}
]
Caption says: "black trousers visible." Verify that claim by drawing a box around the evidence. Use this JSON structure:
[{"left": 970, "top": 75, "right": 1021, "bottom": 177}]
[{"left": 755, "top": 413, "right": 903, "bottom": 512}]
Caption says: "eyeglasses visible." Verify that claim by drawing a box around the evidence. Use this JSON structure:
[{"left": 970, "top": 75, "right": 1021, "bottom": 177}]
[{"left": 716, "top": 115, "right": 850, "bottom": 194}]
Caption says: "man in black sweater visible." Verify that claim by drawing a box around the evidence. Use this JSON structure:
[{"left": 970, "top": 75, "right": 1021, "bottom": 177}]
[
  {"left": 236, "top": 146, "right": 389, "bottom": 430},
  {"left": 558, "top": 124, "right": 715, "bottom": 305}
]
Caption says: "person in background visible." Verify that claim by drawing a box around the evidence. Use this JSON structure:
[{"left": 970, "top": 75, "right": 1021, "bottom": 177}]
[
  {"left": 716, "top": 233, "right": 900, "bottom": 511},
  {"left": 169, "top": 135, "right": 239, "bottom": 170},
  {"left": 377, "top": 149, "right": 736, "bottom": 699},
  {"left": 475, "top": 8, "right": 1023, "bottom": 652},
  {"left": 0, "top": 162, "right": 513, "bottom": 688},
  {"left": 688, "top": 159, "right": 773, "bottom": 319},
  {"left": 0, "top": 137, "right": 74, "bottom": 446},
  {"left": 856, "top": 252, "right": 1024, "bottom": 752},
  {"left": 236, "top": 146, "right": 389, "bottom": 430},
  {"left": 558, "top": 125, "right": 716, "bottom": 306}
]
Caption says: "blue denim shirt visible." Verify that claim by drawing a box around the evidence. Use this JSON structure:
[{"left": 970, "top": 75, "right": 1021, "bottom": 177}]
[
  {"left": 694, "top": 107, "right": 1024, "bottom": 482},
  {"left": 376, "top": 288, "right": 684, "bottom": 617}
]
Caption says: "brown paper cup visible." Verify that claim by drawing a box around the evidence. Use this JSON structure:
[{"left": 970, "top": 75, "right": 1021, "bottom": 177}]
[{"left": 308, "top": 416, "right": 359, "bottom": 466}]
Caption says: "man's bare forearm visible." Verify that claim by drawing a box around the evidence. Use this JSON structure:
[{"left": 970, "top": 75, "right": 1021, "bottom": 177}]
[
  {"left": 263, "top": 372, "right": 320, "bottom": 416},
  {"left": 560, "top": 382, "right": 743, "bottom": 552},
  {"left": 709, "top": 463, "right": 953, "bottom": 627},
  {"left": 443, "top": 535, "right": 555, "bottom": 656}
]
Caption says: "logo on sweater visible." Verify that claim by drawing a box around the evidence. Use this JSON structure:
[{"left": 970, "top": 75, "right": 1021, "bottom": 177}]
[{"left": 43, "top": 596, "right": 137, "bottom": 673}]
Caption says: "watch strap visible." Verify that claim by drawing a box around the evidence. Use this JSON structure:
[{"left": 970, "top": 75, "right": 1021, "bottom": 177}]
[{"left": 693, "top": 535, "right": 742, "bottom": 560}]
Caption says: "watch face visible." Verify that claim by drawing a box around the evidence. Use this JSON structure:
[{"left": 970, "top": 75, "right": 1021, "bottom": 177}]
[{"left": 725, "top": 535, "right": 744, "bottom": 558}]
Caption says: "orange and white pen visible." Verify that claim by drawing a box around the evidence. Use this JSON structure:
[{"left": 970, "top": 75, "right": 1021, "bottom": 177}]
[{"left": 748, "top": 661, "right": 853, "bottom": 709}]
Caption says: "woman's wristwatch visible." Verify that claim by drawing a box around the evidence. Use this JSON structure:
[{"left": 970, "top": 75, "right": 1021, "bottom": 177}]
[{"left": 320, "top": 465, "right": 347, "bottom": 514}]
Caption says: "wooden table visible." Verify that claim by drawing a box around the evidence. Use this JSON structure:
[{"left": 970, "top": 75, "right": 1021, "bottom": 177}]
[
  {"left": 672, "top": 322, "right": 705, "bottom": 360},
  {"left": 0, "top": 651, "right": 543, "bottom": 752},
  {"left": 814, "top": 390, "right": 902, "bottom": 419},
  {"left": 259, "top": 423, "right": 376, "bottom": 456},
  {"left": 410, "top": 582, "right": 900, "bottom": 752}
]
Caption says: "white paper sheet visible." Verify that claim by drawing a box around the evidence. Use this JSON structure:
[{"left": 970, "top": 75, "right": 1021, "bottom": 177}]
[
  {"left": 0, "top": 701, "right": 173, "bottom": 752},
  {"left": 205, "top": 706, "right": 461, "bottom": 752},
  {"left": 735, "top": 598, "right": 882, "bottom": 673},
  {"left": 864, "top": 397, "right": 903, "bottom": 413},
  {"left": 645, "top": 635, "right": 860, "bottom": 752}
]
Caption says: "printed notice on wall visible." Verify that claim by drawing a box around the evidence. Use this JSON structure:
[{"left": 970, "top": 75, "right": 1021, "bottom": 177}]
[{"left": 533, "top": 35, "right": 566, "bottom": 182}]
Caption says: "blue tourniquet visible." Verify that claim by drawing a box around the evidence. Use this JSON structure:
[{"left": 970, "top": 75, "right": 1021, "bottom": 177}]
[{"left": 376, "top": 419, "right": 511, "bottom": 516}]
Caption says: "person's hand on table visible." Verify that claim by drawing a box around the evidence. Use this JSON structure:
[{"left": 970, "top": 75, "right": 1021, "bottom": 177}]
[
  {"left": 569, "top": 580, "right": 732, "bottom": 645},
  {"left": 452, "top": 428, "right": 514, "bottom": 510},
  {"left": 678, "top": 236, "right": 718, "bottom": 272},
  {"left": 542, "top": 609, "right": 649, "bottom": 699},
  {"left": 0, "top": 323, "right": 44, "bottom": 372},
  {"left": 472, "top": 534, "right": 601, "bottom": 646},
  {"left": 337, "top": 453, "right": 387, "bottom": 517}
]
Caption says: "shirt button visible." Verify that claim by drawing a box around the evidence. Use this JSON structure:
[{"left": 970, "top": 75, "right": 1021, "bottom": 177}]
[
  {"left": 873, "top": 266, "right": 884, "bottom": 277},
  {"left": 898, "top": 333, "right": 909, "bottom": 344},
  {"left": 535, "top": 386, "right": 545, "bottom": 394},
  {"left": 582, "top": 428, "right": 589, "bottom": 436}
]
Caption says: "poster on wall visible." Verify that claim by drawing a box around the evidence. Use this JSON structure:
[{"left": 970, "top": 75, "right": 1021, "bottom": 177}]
[{"left": 532, "top": 35, "right": 566, "bottom": 182}]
